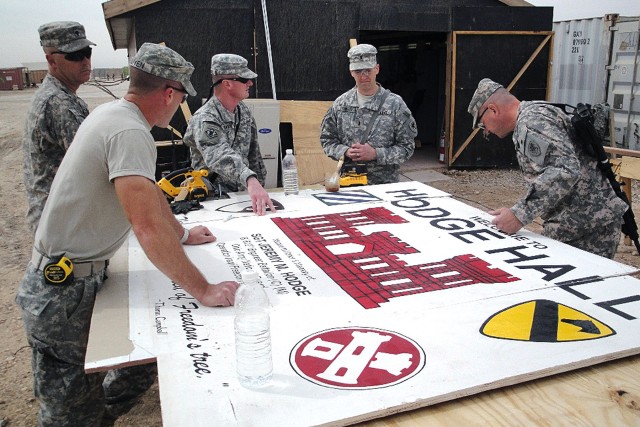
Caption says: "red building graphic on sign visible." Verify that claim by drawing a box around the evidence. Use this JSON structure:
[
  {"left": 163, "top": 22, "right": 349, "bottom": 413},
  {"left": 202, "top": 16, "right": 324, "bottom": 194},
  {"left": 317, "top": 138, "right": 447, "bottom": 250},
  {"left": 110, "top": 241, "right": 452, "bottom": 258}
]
[{"left": 272, "top": 207, "right": 518, "bottom": 309}]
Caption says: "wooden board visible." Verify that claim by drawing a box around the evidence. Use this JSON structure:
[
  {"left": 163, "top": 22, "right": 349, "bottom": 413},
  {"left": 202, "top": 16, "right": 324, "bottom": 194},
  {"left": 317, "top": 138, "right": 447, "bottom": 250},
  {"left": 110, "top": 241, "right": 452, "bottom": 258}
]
[
  {"left": 157, "top": 276, "right": 640, "bottom": 426},
  {"left": 280, "top": 100, "right": 335, "bottom": 186},
  {"left": 620, "top": 156, "right": 640, "bottom": 181},
  {"left": 85, "top": 241, "right": 156, "bottom": 371},
  {"left": 94, "top": 182, "right": 640, "bottom": 426},
  {"left": 102, "top": 0, "right": 161, "bottom": 19}
]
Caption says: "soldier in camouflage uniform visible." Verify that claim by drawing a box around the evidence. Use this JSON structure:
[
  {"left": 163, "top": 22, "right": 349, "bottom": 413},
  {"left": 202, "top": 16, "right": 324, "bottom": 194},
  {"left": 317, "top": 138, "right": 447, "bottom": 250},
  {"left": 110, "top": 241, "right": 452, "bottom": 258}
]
[
  {"left": 468, "top": 78, "right": 628, "bottom": 258},
  {"left": 23, "top": 22, "right": 159, "bottom": 424},
  {"left": 183, "top": 54, "right": 274, "bottom": 215},
  {"left": 320, "top": 44, "right": 417, "bottom": 184},
  {"left": 16, "top": 43, "right": 239, "bottom": 427},
  {"left": 23, "top": 21, "right": 95, "bottom": 234}
]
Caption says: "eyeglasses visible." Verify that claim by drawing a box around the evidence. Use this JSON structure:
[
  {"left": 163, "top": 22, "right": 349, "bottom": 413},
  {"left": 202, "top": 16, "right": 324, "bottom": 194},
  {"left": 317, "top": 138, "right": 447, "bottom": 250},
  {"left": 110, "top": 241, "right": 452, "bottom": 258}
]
[
  {"left": 476, "top": 106, "right": 489, "bottom": 130},
  {"left": 213, "top": 77, "right": 252, "bottom": 87},
  {"left": 353, "top": 69, "right": 373, "bottom": 76},
  {"left": 166, "top": 85, "right": 188, "bottom": 103},
  {"left": 227, "top": 77, "right": 251, "bottom": 84},
  {"left": 51, "top": 47, "right": 92, "bottom": 62}
]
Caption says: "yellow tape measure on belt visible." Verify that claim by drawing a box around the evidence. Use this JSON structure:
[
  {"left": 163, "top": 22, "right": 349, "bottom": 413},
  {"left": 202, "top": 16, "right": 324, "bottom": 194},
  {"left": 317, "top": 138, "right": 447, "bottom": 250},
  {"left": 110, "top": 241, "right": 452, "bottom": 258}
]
[{"left": 43, "top": 255, "right": 74, "bottom": 286}]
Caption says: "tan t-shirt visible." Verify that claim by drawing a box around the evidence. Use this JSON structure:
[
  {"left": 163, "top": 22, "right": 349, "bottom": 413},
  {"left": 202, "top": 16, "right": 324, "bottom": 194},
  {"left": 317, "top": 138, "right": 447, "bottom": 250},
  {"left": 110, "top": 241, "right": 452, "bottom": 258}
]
[{"left": 34, "top": 98, "right": 157, "bottom": 261}]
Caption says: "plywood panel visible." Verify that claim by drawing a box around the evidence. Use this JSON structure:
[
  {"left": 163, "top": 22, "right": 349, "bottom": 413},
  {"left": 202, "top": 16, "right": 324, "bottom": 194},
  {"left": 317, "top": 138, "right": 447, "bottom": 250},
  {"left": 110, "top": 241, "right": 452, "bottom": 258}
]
[
  {"left": 88, "top": 182, "right": 640, "bottom": 425},
  {"left": 124, "top": 182, "right": 640, "bottom": 426},
  {"left": 102, "top": 0, "right": 161, "bottom": 19},
  {"left": 620, "top": 156, "right": 640, "bottom": 181},
  {"left": 280, "top": 100, "right": 335, "bottom": 186}
]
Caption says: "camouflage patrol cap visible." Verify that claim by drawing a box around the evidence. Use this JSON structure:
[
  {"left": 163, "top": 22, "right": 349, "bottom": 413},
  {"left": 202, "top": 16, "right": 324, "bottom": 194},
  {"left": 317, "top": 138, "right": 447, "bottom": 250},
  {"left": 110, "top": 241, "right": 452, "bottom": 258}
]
[
  {"left": 211, "top": 54, "right": 257, "bottom": 79},
  {"left": 468, "top": 78, "right": 503, "bottom": 129},
  {"left": 38, "top": 21, "right": 95, "bottom": 53},
  {"left": 348, "top": 44, "right": 377, "bottom": 71},
  {"left": 130, "top": 43, "right": 197, "bottom": 96}
]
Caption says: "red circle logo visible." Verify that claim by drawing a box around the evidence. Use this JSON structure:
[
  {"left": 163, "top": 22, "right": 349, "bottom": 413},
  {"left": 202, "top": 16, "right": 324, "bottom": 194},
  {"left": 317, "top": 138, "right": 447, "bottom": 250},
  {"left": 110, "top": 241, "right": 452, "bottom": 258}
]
[{"left": 290, "top": 327, "right": 425, "bottom": 389}]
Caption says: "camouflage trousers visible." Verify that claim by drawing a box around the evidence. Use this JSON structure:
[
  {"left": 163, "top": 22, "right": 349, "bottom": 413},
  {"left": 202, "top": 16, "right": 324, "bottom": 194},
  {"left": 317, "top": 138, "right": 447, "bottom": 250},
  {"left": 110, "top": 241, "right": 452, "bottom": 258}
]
[
  {"left": 545, "top": 217, "right": 623, "bottom": 259},
  {"left": 16, "top": 264, "right": 157, "bottom": 427}
]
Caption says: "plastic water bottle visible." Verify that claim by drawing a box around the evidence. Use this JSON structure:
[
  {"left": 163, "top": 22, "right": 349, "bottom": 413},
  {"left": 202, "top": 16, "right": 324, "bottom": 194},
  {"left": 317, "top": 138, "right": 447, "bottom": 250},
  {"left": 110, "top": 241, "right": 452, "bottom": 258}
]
[
  {"left": 282, "top": 149, "right": 299, "bottom": 195},
  {"left": 234, "top": 271, "right": 273, "bottom": 388}
]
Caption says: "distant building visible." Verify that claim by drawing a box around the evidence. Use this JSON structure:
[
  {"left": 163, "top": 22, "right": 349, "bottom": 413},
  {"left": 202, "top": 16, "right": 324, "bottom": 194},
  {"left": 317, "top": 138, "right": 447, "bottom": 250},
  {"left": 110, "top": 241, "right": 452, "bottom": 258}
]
[
  {"left": 93, "top": 67, "right": 127, "bottom": 81},
  {"left": 0, "top": 67, "right": 26, "bottom": 90},
  {"left": 20, "top": 62, "right": 48, "bottom": 87},
  {"left": 21, "top": 61, "right": 47, "bottom": 72},
  {"left": 102, "top": 0, "right": 554, "bottom": 169}
]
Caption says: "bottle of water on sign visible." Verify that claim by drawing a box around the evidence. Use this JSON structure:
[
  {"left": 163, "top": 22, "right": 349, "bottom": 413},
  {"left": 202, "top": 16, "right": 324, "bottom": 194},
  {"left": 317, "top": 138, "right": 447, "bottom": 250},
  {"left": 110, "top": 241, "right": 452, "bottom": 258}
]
[
  {"left": 282, "top": 148, "right": 299, "bottom": 195},
  {"left": 234, "top": 270, "right": 273, "bottom": 388}
]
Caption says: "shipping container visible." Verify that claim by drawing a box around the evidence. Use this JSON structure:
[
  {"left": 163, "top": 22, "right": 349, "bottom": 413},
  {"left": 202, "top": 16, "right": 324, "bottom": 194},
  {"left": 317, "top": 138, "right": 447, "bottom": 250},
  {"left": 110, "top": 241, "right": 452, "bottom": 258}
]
[
  {"left": 550, "top": 15, "right": 639, "bottom": 150},
  {"left": 550, "top": 16, "right": 613, "bottom": 106},
  {"left": 25, "top": 69, "right": 48, "bottom": 87},
  {"left": 607, "top": 17, "right": 640, "bottom": 150},
  {"left": 0, "top": 67, "right": 26, "bottom": 90}
]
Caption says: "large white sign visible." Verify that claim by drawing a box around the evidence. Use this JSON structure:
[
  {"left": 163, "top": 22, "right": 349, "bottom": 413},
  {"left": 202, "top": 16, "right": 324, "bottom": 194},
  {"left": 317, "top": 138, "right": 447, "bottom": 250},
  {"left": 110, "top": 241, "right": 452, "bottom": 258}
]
[{"left": 96, "top": 182, "right": 640, "bottom": 426}]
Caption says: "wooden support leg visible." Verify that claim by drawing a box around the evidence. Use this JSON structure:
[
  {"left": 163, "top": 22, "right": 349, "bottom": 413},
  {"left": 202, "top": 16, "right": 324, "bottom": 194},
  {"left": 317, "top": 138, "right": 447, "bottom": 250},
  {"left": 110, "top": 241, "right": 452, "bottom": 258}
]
[{"left": 623, "top": 176, "right": 632, "bottom": 247}]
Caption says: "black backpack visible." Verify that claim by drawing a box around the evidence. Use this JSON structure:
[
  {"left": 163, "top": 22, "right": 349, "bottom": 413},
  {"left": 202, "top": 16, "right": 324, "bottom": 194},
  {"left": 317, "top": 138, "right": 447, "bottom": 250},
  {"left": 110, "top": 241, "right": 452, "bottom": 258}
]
[{"left": 548, "top": 102, "right": 639, "bottom": 253}]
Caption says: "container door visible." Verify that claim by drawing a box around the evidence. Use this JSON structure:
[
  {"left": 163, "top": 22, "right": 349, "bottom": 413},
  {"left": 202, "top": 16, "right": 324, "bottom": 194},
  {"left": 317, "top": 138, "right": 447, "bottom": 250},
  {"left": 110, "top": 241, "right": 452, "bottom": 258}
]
[
  {"left": 448, "top": 31, "right": 553, "bottom": 168},
  {"left": 550, "top": 17, "right": 612, "bottom": 106},
  {"left": 607, "top": 18, "right": 640, "bottom": 150}
]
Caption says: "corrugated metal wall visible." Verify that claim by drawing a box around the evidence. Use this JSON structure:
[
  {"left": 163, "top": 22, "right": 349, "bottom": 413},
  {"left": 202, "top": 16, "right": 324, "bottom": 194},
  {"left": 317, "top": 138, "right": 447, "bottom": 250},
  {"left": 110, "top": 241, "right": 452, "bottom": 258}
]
[
  {"left": 550, "top": 15, "right": 639, "bottom": 150},
  {"left": 0, "top": 68, "right": 25, "bottom": 90},
  {"left": 550, "top": 16, "right": 612, "bottom": 106},
  {"left": 26, "top": 70, "right": 48, "bottom": 86},
  {"left": 607, "top": 17, "right": 640, "bottom": 150}
]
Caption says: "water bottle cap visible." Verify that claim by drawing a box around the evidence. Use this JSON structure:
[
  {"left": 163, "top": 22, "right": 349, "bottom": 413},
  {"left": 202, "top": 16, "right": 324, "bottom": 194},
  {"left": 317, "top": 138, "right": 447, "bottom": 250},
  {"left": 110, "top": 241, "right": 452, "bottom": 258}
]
[
  {"left": 241, "top": 270, "right": 259, "bottom": 283},
  {"left": 286, "top": 149, "right": 293, "bottom": 154}
]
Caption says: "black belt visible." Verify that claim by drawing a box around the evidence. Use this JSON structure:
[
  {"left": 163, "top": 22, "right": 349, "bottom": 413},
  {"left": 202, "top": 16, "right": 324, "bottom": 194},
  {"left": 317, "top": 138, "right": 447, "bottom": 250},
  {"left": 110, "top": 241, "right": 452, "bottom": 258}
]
[{"left": 31, "top": 248, "right": 109, "bottom": 278}]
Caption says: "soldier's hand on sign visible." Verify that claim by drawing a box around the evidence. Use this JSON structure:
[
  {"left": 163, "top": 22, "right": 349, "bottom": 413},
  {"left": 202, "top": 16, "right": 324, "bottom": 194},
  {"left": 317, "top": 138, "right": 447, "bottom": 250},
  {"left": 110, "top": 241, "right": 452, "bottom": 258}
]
[
  {"left": 183, "top": 225, "right": 217, "bottom": 245},
  {"left": 247, "top": 177, "right": 276, "bottom": 216},
  {"left": 200, "top": 281, "right": 240, "bottom": 307},
  {"left": 489, "top": 207, "right": 524, "bottom": 234}
]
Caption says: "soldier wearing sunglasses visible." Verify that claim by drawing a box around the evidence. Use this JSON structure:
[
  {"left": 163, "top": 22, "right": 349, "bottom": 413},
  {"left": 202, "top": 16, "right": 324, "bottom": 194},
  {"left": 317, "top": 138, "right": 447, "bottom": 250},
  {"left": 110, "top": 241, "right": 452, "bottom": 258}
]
[
  {"left": 17, "top": 43, "right": 239, "bottom": 427},
  {"left": 184, "top": 53, "right": 275, "bottom": 215},
  {"left": 21, "top": 24, "right": 163, "bottom": 424},
  {"left": 23, "top": 21, "right": 95, "bottom": 234}
]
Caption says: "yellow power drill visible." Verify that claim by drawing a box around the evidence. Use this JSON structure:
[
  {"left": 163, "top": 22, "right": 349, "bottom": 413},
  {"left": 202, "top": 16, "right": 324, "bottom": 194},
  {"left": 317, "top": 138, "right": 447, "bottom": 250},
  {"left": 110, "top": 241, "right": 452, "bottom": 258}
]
[
  {"left": 157, "top": 168, "right": 210, "bottom": 201},
  {"left": 339, "top": 163, "right": 368, "bottom": 187}
]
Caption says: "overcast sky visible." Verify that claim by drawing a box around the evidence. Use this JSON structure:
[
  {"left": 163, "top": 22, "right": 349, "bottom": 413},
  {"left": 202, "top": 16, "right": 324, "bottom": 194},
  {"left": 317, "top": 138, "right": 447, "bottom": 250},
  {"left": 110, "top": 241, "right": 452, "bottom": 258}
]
[
  {"left": 0, "top": 1, "right": 128, "bottom": 69},
  {"left": 526, "top": 0, "right": 638, "bottom": 21},
  {"left": 0, "top": 0, "right": 638, "bottom": 69}
]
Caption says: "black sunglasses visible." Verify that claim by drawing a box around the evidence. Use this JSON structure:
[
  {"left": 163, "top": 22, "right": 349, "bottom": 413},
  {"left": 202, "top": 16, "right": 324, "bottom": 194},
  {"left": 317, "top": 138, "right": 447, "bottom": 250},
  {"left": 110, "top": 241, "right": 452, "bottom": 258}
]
[
  {"left": 476, "top": 106, "right": 489, "bottom": 130},
  {"left": 213, "top": 77, "right": 252, "bottom": 87},
  {"left": 166, "top": 85, "right": 189, "bottom": 103},
  {"left": 51, "top": 47, "right": 92, "bottom": 62}
]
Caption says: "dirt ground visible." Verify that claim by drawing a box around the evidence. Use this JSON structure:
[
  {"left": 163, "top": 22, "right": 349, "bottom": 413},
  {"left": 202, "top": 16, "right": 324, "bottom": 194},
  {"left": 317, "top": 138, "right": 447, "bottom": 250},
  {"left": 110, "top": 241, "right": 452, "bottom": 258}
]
[{"left": 1, "top": 82, "right": 640, "bottom": 426}]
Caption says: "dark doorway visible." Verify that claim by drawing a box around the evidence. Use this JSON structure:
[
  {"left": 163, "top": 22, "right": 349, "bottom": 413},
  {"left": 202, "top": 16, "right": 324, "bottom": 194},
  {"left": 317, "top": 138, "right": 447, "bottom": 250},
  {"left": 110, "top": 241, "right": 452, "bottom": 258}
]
[{"left": 360, "top": 31, "right": 447, "bottom": 164}]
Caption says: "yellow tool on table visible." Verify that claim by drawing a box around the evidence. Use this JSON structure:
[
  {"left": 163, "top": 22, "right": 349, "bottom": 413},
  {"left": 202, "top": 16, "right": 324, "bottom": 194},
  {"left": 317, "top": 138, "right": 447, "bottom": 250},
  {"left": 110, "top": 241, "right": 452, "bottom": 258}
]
[
  {"left": 157, "top": 168, "right": 210, "bottom": 201},
  {"left": 339, "top": 155, "right": 368, "bottom": 188}
]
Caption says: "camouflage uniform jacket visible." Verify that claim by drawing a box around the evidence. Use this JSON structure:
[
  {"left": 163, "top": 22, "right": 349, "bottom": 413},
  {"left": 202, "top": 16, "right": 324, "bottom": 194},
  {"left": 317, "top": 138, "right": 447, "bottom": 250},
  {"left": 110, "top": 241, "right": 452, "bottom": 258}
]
[
  {"left": 511, "top": 101, "right": 627, "bottom": 241},
  {"left": 320, "top": 85, "right": 417, "bottom": 184},
  {"left": 22, "top": 74, "right": 89, "bottom": 233},
  {"left": 183, "top": 95, "right": 266, "bottom": 194}
]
